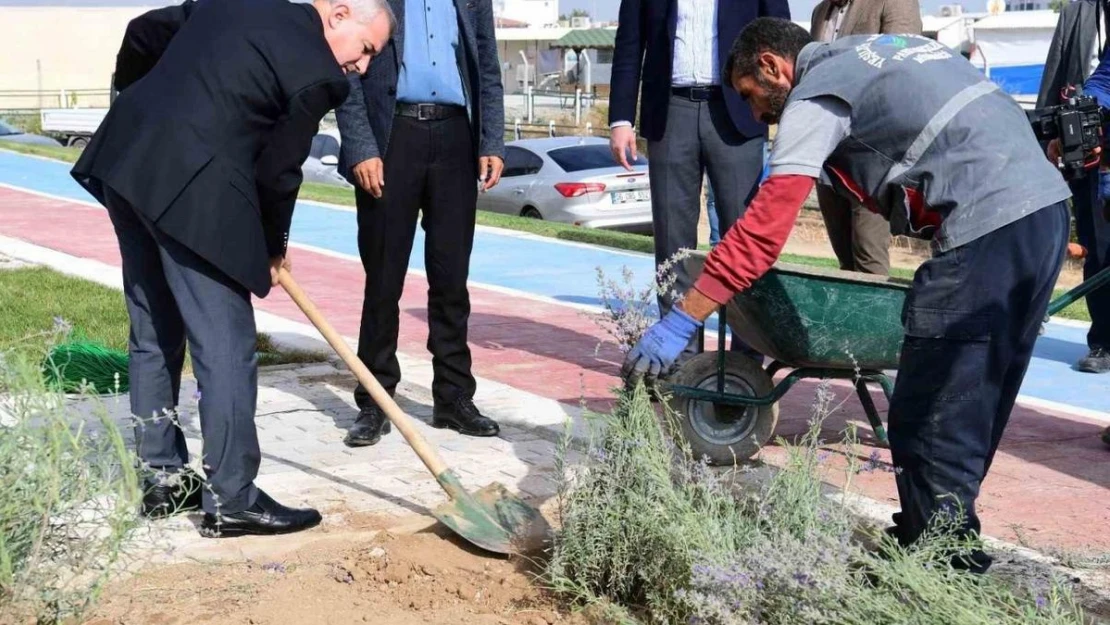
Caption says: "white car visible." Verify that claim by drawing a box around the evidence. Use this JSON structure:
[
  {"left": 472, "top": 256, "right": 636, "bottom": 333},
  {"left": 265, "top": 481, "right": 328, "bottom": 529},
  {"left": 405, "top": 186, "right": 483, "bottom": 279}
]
[
  {"left": 0, "top": 119, "right": 62, "bottom": 147},
  {"left": 478, "top": 137, "right": 652, "bottom": 232},
  {"left": 302, "top": 128, "right": 353, "bottom": 188}
]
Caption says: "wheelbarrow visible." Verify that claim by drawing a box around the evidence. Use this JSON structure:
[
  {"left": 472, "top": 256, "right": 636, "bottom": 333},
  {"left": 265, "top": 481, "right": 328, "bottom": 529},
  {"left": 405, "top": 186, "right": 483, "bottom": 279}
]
[{"left": 663, "top": 251, "right": 1110, "bottom": 466}]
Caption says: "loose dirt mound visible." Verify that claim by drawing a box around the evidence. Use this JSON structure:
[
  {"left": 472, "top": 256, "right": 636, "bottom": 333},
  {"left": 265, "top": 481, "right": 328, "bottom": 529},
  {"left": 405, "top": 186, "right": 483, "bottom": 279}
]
[{"left": 84, "top": 528, "right": 588, "bottom": 625}]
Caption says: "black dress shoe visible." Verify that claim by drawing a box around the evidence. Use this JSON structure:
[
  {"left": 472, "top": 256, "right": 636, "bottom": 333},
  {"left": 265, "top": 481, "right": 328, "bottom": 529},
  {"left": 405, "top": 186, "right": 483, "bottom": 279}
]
[
  {"left": 344, "top": 404, "right": 392, "bottom": 447},
  {"left": 1077, "top": 347, "right": 1110, "bottom": 374},
  {"left": 199, "top": 490, "right": 322, "bottom": 538},
  {"left": 141, "top": 468, "right": 204, "bottom": 519},
  {"left": 432, "top": 396, "right": 500, "bottom": 437}
]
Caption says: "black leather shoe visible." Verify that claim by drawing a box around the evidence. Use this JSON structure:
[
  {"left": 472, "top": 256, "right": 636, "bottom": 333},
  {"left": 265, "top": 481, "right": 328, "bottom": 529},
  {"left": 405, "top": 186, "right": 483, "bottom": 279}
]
[
  {"left": 199, "top": 490, "right": 322, "bottom": 538},
  {"left": 141, "top": 468, "right": 204, "bottom": 519},
  {"left": 433, "top": 396, "right": 500, "bottom": 437},
  {"left": 1077, "top": 347, "right": 1110, "bottom": 374},
  {"left": 344, "top": 405, "right": 392, "bottom": 447}
]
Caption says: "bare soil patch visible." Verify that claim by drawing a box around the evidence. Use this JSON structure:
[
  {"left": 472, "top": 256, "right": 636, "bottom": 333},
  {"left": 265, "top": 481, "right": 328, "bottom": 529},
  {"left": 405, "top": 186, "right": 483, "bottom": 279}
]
[{"left": 84, "top": 520, "right": 592, "bottom": 625}]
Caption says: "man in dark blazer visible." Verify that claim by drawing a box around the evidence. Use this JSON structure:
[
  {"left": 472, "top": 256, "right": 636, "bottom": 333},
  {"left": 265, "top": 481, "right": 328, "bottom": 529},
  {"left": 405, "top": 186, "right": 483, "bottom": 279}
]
[
  {"left": 1038, "top": 0, "right": 1110, "bottom": 376},
  {"left": 70, "top": 0, "right": 393, "bottom": 537},
  {"left": 334, "top": 0, "right": 504, "bottom": 448},
  {"left": 608, "top": 0, "right": 790, "bottom": 366}
]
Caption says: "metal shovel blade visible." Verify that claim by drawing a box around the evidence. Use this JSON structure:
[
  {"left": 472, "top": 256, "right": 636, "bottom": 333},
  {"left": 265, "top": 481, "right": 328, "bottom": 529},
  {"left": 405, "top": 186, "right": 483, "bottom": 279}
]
[{"left": 432, "top": 473, "right": 552, "bottom": 556}]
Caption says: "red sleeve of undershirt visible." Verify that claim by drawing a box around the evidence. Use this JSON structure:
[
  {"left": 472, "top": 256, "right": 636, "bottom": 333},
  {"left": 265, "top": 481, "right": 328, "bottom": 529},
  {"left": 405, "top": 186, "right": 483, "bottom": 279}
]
[{"left": 693, "top": 174, "right": 816, "bottom": 304}]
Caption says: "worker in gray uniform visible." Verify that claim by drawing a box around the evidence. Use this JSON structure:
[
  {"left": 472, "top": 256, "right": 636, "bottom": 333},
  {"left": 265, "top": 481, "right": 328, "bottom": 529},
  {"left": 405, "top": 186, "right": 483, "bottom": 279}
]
[{"left": 622, "top": 20, "right": 1073, "bottom": 572}]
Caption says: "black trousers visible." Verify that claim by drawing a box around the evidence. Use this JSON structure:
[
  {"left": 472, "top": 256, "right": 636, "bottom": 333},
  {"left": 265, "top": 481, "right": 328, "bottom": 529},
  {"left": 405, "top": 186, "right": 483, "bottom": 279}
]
[
  {"left": 1068, "top": 173, "right": 1110, "bottom": 349},
  {"left": 104, "top": 187, "right": 261, "bottom": 515},
  {"left": 888, "top": 202, "right": 1069, "bottom": 554},
  {"left": 353, "top": 113, "right": 478, "bottom": 408}
]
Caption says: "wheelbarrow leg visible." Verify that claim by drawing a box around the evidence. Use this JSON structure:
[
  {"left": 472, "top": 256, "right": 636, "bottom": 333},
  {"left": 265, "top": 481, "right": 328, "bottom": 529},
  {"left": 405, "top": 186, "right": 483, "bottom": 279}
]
[
  {"left": 766, "top": 360, "right": 788, "bottom": 379},
  {"left": 855, "top": 378, "right": 889, "bottom": 446}
]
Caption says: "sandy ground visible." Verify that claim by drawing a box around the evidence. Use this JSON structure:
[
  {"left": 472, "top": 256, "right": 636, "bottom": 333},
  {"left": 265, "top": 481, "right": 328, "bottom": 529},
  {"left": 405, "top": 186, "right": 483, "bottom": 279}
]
[{"left": 82, "top": 510, "right": 593, "bottom": 625}]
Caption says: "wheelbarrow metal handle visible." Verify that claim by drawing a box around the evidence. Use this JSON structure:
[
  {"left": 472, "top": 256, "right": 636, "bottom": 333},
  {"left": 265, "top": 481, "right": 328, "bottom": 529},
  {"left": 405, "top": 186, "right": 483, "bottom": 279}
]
[{"left": 1045, "top": 265, "right": 1110, "bottom": 318}]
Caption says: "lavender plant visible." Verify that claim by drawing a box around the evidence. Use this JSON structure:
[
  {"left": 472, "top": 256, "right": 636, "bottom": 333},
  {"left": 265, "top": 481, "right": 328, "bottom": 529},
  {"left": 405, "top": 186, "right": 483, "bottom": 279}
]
[
  {"left": 0, "top": 345, "right": 143, "bottom": 623},
  {"left": 592, "top": 249, "right": 692, "bottom": 353}
]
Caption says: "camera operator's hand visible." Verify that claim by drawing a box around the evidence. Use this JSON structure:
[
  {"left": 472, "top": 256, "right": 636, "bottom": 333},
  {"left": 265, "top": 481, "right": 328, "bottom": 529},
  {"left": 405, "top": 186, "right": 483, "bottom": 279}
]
[{"left": 1047, "top": 138, "right": 1061, "bottom": 165}]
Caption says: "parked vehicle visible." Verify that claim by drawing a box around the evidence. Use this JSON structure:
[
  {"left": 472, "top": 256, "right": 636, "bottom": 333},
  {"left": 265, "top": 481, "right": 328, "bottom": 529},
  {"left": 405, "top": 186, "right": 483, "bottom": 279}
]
[
  {"left": 476, "top": 137, "right": 652, "bottom": 232},
  {"left": 39, "top": 108, "right": 107, "bottom": 149},
  {"left": 0, "top": 119, "right": 62, "bottom": 147},
  {"left": 303, "top": 128, "right": 352, "bottom": 188}
]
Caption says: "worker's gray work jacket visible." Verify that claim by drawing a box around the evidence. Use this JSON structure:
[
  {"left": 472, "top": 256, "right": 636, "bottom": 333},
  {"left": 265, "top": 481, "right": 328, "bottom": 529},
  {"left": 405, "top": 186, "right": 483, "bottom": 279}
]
[{"left": 790, "top": 34, "right": 1071, "bottom": 253}]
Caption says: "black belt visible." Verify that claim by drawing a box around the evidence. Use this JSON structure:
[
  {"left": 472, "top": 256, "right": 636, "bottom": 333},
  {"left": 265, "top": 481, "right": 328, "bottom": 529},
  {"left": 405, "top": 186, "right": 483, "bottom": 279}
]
[
  {"left": 671, "top": 85, "right": 723, "bottom": 101},
  {"left": 395, "top": 102, "right": 467, "bottom": 121}
]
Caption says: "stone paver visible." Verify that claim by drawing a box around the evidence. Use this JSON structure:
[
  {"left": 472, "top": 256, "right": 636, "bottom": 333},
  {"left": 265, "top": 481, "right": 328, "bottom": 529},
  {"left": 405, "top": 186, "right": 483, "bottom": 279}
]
[{"left": 68, "top": 361, "right": 575, "bottom": 562}]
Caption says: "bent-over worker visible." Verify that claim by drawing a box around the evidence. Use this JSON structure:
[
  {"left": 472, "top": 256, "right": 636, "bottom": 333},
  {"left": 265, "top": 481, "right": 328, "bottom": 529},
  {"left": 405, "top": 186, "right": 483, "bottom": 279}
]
[
  {"left": 623, "top": 20, "right": 1072, "bottom": 573},
  {"left": 70, "top": 0, "right": 394, "bottom": 538}
]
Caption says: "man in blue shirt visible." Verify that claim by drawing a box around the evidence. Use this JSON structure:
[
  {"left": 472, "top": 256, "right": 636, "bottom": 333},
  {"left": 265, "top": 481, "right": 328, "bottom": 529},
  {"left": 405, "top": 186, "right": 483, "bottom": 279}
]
[{"left": 335, "top": 0, "right": 505, "bottom": 447}]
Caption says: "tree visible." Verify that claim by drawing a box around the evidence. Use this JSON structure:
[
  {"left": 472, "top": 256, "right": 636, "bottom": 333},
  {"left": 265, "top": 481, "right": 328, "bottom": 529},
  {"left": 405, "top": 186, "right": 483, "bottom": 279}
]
[
  {"left": 1050, "top": 0, "right": 1067, "bottom": 12},
  {"left": 571, "top": 8, "right": 590, "bottom": 17}
]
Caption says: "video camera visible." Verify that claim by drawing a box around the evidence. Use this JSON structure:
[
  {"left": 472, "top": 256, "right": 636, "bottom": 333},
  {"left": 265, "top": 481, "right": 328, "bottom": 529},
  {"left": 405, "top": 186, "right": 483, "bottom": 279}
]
[{"left": 1027, "top": 91, "right": 1110, "bottom": 181}]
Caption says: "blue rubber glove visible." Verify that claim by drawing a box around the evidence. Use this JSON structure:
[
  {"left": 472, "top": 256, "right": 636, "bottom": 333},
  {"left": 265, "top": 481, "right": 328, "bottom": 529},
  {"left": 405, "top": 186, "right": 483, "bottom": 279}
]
[{"left": 621, "top": 307, "right": 703, "bottom": 384}]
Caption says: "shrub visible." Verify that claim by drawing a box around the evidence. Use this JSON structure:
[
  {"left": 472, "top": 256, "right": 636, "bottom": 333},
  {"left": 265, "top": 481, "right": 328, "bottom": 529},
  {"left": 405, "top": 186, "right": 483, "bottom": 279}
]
[
  {"left": 546, "top": 381, "right": 1087, "bottom": 624},
  {"left": 0, "top": 346, "right": 143, "bottom": 623}
]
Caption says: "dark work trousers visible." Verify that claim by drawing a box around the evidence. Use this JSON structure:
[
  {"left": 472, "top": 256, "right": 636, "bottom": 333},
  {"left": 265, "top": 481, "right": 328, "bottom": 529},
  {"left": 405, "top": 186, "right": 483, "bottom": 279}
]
[
  {"left": 103, "top": 187, "right": 261, "bottom": 515},
  {"left": 647, "top": 92, "right": 765, "bottom": 362},
  {"left": 353, "top": 112, "right": 478, "bottom": 408},
  {"left": 887, "top": 202, "right": 1069, "bottom": 560},
  {"left": 1069, "top": 173, "right": 1110, "bottom": 350},
  {"left": 816, "top": 184, "right": 892, "bottom": 275}
]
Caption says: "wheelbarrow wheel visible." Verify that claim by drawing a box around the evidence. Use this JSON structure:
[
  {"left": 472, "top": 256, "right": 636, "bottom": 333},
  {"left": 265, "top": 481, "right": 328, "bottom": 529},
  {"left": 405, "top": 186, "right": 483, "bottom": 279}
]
[{"left": 665, "top": 352, "right": 778, "bottom": 466}]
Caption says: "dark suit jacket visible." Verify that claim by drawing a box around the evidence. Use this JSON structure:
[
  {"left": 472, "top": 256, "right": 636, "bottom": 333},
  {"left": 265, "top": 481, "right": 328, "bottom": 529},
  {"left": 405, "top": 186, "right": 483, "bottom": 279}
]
[
  {"left": 71, "top": 0, "right": 349, "bottom": 298},
  {"left": 608, "top": 0, "right": 791, "bottom": 142},
  {"left": 334, "top": 0, "right": 504, "bottom": 179},
  {"left": 1038, "top": 0, "right": 1101, "bottom": 108}
]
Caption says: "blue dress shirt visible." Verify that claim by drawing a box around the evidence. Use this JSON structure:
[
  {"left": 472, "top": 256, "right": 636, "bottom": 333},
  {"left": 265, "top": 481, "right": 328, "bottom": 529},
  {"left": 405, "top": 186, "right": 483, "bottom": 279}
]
[{"left": 397, "top": 0, "right": 467, "bottom": 106}]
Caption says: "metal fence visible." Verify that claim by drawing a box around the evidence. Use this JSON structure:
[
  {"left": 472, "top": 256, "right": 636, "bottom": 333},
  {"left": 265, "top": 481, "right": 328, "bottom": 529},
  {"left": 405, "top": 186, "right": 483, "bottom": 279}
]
[
  {"left": 507, "top": 119, "right": 610, "bottom": 140},
  {"left": 0, "top": 89, "right": 112, "bottom": 112}
]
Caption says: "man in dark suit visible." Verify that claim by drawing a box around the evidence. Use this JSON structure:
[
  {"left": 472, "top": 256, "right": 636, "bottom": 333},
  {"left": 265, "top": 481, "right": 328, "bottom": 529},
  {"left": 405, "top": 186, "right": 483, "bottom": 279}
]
[
  {"left": 70, "top": 0, "right": 394, "bottom": 537},
  {"left": 608, "top": 0, "right": 790, "bottom": 366},
  {"left": 334, "top": 0, "right": 504, "bottom": 447},
  {"left": 1038, "top": 0, "right": 1110, "bottom": 376}
]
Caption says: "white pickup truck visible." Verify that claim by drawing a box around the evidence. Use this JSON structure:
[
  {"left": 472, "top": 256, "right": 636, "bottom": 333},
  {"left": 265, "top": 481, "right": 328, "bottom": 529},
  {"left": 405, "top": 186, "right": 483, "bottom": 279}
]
[{"left": 40, "top": 108, "right": 108, "bottom": 149}]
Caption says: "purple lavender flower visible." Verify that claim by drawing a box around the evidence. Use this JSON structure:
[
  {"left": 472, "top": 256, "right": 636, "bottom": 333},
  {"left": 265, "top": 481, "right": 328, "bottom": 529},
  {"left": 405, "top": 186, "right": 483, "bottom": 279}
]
[
  {"left": 53, "top": 316, "right": 72, "bottom": 334},
  {"left": 1035, "top": 595, "right": 1047, "bottom": 610},
  {"left": 859, "top": 450, "right": 892, "bottom": 473}
]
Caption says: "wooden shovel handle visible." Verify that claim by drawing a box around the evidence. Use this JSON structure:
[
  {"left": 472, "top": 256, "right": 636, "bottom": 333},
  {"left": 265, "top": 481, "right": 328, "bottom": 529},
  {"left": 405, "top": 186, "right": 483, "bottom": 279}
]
[{"left": 278, "top": 270, "right": 450, "bottom": 478}]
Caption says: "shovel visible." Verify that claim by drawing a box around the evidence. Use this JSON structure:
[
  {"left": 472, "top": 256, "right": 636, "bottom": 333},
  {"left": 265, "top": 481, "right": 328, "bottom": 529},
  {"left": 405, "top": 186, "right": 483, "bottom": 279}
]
[{"left": 278, "top": 270, "right": 551, "bottom": 555}]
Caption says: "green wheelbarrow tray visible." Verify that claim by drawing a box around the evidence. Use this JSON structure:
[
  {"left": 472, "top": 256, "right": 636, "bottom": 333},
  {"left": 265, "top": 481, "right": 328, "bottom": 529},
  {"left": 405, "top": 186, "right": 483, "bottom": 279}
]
[
  {"left": 663, "top": 251, "right": 1110, "bottom": 466},
  {"left": 661, "top": 253, "right": 909, "bottom": 464},
  {"left": 687, "top": 255, "right": 911, "bottom": 370}
]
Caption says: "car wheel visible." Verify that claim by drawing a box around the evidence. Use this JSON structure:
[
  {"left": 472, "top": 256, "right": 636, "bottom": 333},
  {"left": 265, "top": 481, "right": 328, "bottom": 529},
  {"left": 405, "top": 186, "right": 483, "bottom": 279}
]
[
  {"left": 521, "top": 206, "right": 542, "bottom": 219},
  {"left": 69, "top": 137, "right": 89, "bottom": 150}
]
